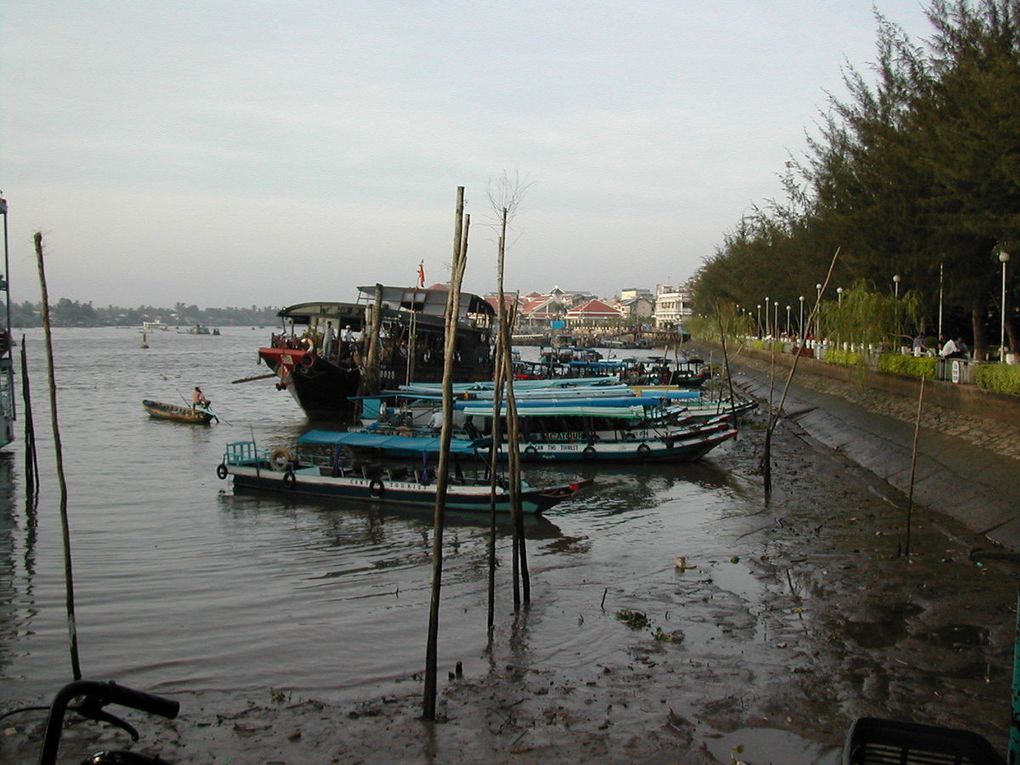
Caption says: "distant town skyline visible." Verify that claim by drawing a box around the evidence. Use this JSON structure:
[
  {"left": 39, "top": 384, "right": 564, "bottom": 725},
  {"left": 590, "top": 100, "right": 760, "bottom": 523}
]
[{"left": 2, "top": 1, "right": 933, "bottom": 308}]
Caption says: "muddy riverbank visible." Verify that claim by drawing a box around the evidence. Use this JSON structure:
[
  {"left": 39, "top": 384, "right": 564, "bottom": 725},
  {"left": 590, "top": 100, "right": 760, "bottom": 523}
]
[{"left": 5, "top": 401, "right": 1013, "bottom": 764}]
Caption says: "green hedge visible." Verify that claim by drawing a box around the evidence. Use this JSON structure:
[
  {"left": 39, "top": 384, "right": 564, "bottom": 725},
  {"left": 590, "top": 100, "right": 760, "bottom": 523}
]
[
  {"left": 975, "top": 364, "right": 1020, "bottom": 396},
  {"left": 825, "top": 349, "right": 864, "bottom": 367},
  {"left": 878, "top": 354, "right": 937, "bottom": 379}
]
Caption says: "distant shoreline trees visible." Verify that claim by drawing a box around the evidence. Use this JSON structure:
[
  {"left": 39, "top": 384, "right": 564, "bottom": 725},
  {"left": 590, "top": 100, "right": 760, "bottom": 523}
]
[
  {"left": 693, "top": 0, "right": 1019, "bottom": 358},
  {"left": 2, "top": 298, "right": 281, "bottom": 328}
]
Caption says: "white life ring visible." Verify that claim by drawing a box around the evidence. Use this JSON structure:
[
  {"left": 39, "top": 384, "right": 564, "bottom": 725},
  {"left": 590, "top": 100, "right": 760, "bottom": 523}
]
[{"left": 269, "top": 447, "right": 294, "bottom": 471}]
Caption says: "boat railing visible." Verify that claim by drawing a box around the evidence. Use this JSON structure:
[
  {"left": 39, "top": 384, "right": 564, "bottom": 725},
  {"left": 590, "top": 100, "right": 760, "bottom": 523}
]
[{"left": 225, "top": 440, "right": 264, "bottom": 466}]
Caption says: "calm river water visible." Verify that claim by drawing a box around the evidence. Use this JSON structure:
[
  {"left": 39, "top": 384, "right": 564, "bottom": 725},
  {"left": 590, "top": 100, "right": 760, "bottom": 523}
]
[{"left": 0, "top": 328, "right": 755, "bottom": 705}]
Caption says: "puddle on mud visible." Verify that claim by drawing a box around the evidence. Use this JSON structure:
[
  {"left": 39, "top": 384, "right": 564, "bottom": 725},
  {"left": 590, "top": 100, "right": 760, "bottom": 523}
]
[
  {"left": 922, "top": 623, "right": 989, "bottom": 649},
  {"left": 705, "top": 727, "right": 842, "bottom": 765},
  {"left": 844, "top": 601, "right": 924, "bottom": 649}
]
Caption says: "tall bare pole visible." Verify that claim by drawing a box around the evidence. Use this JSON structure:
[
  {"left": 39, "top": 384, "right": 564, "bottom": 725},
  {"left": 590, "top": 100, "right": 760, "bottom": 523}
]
[
  {"left": 423, "top": 188, "right": 468, "bottom": 720},
  {"left": 35, "top": 232, "right": 82, "bottom": 680},
  {"left": 503, "top": 299, "right": 528, "bottom": 606},
  {"left": 487, "top": 174, "right": 531, "bottom": 609},
  {"left": 904, "top": 376, "right": 925, "bottom": 557},
  {"left": 486, "top": 330, "right": 507, "bottom": 635}
]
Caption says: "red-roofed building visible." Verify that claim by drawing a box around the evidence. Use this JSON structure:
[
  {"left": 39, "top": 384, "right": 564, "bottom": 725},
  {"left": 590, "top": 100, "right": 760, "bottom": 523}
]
[{"left": 564, "top": 299, "right": 624, "bottom": 327}]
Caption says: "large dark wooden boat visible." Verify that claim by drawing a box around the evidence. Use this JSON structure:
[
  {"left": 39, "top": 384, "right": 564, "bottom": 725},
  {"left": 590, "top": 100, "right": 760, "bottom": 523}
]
[{"left": 257, "top": 285, "right": 495, "bottom": 420}]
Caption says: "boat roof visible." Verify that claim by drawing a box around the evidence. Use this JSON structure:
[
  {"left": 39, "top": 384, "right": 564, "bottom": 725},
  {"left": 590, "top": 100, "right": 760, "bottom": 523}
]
[
  {"left": 356, "top": 285, "right": 495, "bottom": 319},
  {"left": 461, "top": 404, "right": 649, "bottom": 419},
  {"left": 276, "top": 301, "right": 365, "bottom": 323},
  {"left": 299, "top": 428, "right": 480, "bottom": 455}
]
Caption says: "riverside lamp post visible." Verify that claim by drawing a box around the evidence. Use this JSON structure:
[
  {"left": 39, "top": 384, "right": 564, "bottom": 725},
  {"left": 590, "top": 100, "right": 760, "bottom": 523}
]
[
  {"left": 836, "top": 286, "right": 843, "bottom": 304},
  {"left": 774, "top": 301, "right": 779, "bottom": 341},
  {"left": 815, "top": 283, "right": 822, "bottom": 342},
  {"left": 1000, "top": 250, "right": 1010, "bottom": 363},
  {"left": 786, "top": 305, "right": 791, "bottom": 337},
  {"left": 893, "top": 274, "right": 902, "bottom": 344},
  {"left": 799, "top": 295, "right": 805, "bottom": 340},
  {"left": 757, "top": 304, "right": 762, "bottom": 338},
  {"left": 764, "top": 296, "right": 770, "bottom": 338}
]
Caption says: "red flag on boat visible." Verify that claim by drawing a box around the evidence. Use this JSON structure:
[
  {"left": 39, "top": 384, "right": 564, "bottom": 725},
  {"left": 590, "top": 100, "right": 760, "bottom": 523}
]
[{"left": 417, "top": 260, "right": 426, "bottom": 288}]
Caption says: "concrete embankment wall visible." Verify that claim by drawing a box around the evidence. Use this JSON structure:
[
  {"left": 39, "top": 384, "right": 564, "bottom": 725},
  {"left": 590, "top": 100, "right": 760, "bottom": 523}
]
[{"left": 701, "top": 343, "right": 1020, "bottom": 552}]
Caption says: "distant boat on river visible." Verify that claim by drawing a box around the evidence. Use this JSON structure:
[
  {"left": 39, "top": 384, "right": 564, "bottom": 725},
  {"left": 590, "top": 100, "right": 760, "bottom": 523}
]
[{"left": 143, "top": 399, "right": 217, "bottom": 424}]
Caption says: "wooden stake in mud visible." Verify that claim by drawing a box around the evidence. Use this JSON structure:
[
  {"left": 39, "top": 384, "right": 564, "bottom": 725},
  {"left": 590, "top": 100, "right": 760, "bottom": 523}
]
[
  {"left": 904, "top": 375, "right": 926, "bottom": 557},
  {"left": 20, "top": 337, "right": 40, "bottom": 498},
  {"left": 503, "top": 299, "right": 529, "bottom": 607},
  {"left": 423, "top": 187, "right": 469, "bottom": 721},
  {"left": 486, "top": 328, "right": 507, "bottom": 635},
  {"left": 763, "top": 328, "right": 778, "bottom": 499},
  {"left": 35, "top": 232, "right": 82, "bottom": 680},
  {"left": 486, "top": 176, "right": 531, "bottom": 612},
  {"left": 759, "top": 247, "right": 841, "bottom": 503}
]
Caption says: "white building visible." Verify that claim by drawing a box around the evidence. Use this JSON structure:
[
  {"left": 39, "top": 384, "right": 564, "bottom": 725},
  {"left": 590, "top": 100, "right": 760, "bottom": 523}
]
[{"left": 653, "top": 284, "right": 693, "bottom": 329}]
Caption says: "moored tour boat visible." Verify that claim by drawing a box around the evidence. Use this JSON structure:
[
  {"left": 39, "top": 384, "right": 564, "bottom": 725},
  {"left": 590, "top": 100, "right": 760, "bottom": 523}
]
[{"left": 216, "top": 437, "right": 593, "bottom": 514}]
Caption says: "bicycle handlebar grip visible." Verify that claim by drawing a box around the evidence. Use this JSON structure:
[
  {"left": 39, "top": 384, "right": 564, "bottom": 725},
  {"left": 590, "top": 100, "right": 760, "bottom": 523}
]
[{"left": 102, "top": 681, "right": 180, "bottom": 719}]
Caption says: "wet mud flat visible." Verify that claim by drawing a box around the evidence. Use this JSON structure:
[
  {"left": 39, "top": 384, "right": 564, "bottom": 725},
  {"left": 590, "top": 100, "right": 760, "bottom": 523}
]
[{"left": 4, "top": 410, "right": 1015, "bottom": 764}]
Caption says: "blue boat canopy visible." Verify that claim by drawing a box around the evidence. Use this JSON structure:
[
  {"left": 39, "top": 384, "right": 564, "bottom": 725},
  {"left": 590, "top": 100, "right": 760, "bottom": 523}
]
[{"left": 298, "top": 429, "right": 480, "bottom": 455}]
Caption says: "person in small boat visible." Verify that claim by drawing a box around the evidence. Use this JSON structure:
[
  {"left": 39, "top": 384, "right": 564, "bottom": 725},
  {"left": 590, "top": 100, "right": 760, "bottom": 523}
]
[{"left": 192, "top": 386, "right": 210, "bottom": 409}]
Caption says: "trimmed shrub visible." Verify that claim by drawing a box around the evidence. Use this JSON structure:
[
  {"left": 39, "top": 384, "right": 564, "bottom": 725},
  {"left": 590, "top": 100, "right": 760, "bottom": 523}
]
[
  {"left": 878, "top": 354, "right": 937, "bottom": 379},
  {"left": 826, "top": 349, "right": 864, "bottom": 367},
  {"left": 975, "top": 364, "right": 1020, "bottom": 396}
]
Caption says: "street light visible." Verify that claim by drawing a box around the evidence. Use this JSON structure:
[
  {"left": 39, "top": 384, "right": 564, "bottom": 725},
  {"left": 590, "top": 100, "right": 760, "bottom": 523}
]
[
  {"left": 756, "top": 304, "right": 762, "bottom": 338},
  {"left": 893, "top": 274, "right": 902, "bottom": 343},
  {"left": 765, "top": 296, "right": 770, "bottom": 338},
  {"left": 815, "top": 283, "right": 822, "bottom": 340},
  {"left": 786, "top": 305, "right": 791, "bottom": 336},
  {"left": 1000, "top": 250, "right": 1010, "bottom": 363},
  {"left": 798, "top": 295, "right": 805, "bottom": 340},
  {"left": 774, "top": 301, "right": 779, "bottom": 341},
  {"left": 836, "top": 286, "right": 844, "bottom": 305}
]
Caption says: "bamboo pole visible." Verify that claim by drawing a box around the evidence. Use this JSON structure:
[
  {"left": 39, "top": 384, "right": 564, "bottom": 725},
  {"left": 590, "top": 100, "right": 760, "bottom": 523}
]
[
  {"left": 763, "top": 330, "right": 777, "bottom": 499},
  {"left": 35, "top": 232, "right": 82, "bottom": 680},
  {"left": 423, "top": 188, "right": 468, "bottom": 721},
  {"left": 486, "top": 337, "right": 506, "bottom": 636},
  {"left": 904, "top": 376, "right": 925, "bottom": 557},
  {"left": 20, "top": 336, "right": 40, "bottom": 498},
  {"left": 504, "top": 299, "right": 528, "bottom": 606}
]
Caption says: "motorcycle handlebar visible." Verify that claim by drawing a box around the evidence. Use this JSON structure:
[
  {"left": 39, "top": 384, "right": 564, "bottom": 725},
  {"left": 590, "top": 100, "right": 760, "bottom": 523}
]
[{"left": 39, "top": 680, "right": 179, "bottom": 765}]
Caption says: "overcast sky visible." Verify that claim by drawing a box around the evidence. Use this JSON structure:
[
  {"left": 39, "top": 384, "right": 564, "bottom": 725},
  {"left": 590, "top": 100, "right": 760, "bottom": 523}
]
[{"left": 1, "top": 1, "right": 934, "bottom": 308}]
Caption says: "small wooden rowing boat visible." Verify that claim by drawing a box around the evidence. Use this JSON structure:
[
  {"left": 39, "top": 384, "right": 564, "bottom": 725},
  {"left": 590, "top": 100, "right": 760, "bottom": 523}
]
[{"left": 142, "top": 399, "right": 216, "bottom": 424}]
